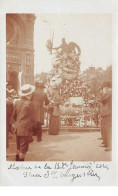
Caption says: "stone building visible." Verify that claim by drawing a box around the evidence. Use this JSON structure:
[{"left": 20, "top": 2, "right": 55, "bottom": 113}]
[{"left": 6, "top": 14, "right": 36, "bottom": 91}]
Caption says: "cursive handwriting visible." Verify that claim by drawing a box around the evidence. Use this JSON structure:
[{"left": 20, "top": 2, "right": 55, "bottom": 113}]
[
  {"left": 96, "top": 163, "right": 109, "bottom": 170},
  {"left": 87, "top": 170, "right": 100, "bottom": 181},
  {"left": 7, "top": 161, "right": 109, "bottom": 183},
  {"left": 23, "top": 172, "right": 42, "bottom": 178},
  {"left": 8, "top": 163, "right": 32, "bottom": 170}
]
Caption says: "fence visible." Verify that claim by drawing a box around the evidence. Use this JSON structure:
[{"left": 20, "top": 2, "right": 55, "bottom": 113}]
[{"left": 43, "top": 112, "right": 100, "bottom": 129}]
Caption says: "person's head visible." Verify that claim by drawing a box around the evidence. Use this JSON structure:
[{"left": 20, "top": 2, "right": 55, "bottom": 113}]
[
  {"left": 101, "top": 81, "right": 112, "bottom": 96},
  {"left": 6, "top": 81, "right": 12, "bottom": 90},
  {"left": 35, "top": 80, "right": 45, "bottom": 90},
  {"left": 18, "top": 84, "right": 35, "bottom": 98}
]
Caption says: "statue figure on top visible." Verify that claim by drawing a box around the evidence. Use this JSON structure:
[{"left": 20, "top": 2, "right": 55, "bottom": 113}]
[{"left": 46, "top": 37, "right": 81, "bottom": 56}]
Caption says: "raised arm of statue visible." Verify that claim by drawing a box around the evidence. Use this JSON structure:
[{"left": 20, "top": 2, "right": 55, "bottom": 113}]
[{"left": 46, "top": 38, "right": 68, "bottom": 53}]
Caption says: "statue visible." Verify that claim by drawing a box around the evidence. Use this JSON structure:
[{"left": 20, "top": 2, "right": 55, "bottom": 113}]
[
  {"left": 46, "top": 37, "right": 81, "bottom": 103},
  {"left": 46, "top": 38, "right": 81, "bottom": 56},
  {"left": 46, "top": 39, "right": 53, "bottom": 54},
  {"left": 52, "top": 38, "right": 68, "bottom": 53}
]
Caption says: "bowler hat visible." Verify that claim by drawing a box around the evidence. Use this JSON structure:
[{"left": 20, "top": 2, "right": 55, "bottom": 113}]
[{"left": 18, "top": 84, "right": 35, "bottom": 97}]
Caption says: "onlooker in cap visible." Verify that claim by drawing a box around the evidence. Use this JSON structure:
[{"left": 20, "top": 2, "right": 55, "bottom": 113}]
[
  {"left": 12, "top": 84, "right": 35, "bottom": 161},
  {"left": 31, "top": 81, "right": 49, "bottom": 142}
]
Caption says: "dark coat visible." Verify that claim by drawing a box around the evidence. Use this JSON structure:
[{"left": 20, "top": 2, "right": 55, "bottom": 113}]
[
  {"left": 12, "top": 97, "right": 34, "bottom": 136},
  {"left": 31, "top": 88, "right": 49, "bottom": 125},
  {"left": 6, "top": 98, "right": 13, "bottom": 130},
  {"left": 6, "top": 98, "right": 13, "bottom": 148}
]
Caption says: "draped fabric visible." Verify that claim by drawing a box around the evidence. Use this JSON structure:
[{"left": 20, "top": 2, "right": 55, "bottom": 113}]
[{"left": 48, "top": 115, "right": 60, "bottom": 135}]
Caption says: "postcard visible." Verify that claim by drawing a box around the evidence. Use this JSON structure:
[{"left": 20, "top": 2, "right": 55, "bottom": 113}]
[{"left": 0, "top": 0, "right": 118, "bottom": 186}]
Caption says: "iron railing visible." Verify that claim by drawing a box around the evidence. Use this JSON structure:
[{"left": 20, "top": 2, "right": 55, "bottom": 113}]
[{"left": 43, "top": 112, "right": 100, "bottom": 129}]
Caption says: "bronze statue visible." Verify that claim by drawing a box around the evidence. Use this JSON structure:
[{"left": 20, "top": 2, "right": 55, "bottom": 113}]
[{"left": 46, "top": 38, "right": 81, "bottom": 56}]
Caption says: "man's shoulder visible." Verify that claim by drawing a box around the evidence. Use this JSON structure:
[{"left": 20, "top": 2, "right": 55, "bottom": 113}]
[
  {"left": 33, "top": 89, "right": 41, "bottom": 95},
  {"left": 15, "top": 98, "right": 31, "bottom": 104},
  {"left": 43, "top": 92, "right": 48, "bottom": 98},
  {"left": 6, "top": 98, "right": 13, "bottom": 105},
  {"left": 14, "top": 98, "right": 21, "bottom": 104},
  {"left": 43, "top": 91, "right": 47, "bottom": 96}
]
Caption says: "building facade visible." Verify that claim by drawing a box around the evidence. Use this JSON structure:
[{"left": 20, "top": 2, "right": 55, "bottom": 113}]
[{"left": 6, "top": 14, "right": 36, "bottom": 91}]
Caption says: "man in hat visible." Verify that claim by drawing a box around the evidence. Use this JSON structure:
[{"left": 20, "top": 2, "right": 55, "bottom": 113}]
[
  {"left": 12, "top": 84, "right": 35, "bottom": 161},
  {"left": 100, "top": 81, "right": 112, "bottom": 151},
  {"left": 6, "top": 81, "right": 13, "bottom": 98},
  {"left": 31, "top": 81, "right": 49, "bottom": 142},
  {"left": 6, "top": 81, "right": 13, "bottom": 148}
]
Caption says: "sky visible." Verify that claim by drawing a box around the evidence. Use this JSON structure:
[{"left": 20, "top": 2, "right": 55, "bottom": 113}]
[{"left": 34, "top": 14, "right": 112, "bottom": 75}]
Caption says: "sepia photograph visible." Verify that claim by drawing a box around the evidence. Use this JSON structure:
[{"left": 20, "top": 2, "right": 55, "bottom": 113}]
[{"left": 6, "top": 13, "right": 112, "bottom": 162}]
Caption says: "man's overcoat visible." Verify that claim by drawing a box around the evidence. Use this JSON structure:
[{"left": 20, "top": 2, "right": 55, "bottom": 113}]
[
  {"left": 31, "top": 89, "right": 49, "bottom": 126},
  {"left": 12, "top": 97, "right": 34, "bottom": 136}
]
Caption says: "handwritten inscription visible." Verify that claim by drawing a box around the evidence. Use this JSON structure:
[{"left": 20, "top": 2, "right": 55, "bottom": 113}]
[{"left": 7, "top": 161, "right": 109, "bottom": 183}]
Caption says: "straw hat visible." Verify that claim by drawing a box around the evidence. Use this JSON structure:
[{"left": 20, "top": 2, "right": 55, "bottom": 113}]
[{"left": 18, "top": 84, "right": 34, "bottom": 97}]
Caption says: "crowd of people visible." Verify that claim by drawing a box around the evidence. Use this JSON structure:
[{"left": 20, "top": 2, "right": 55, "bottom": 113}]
[
  {"left": 6, "top": 79, "right": 112, "bottom": 162},
  {"left": 6, "top": 80, "right": 60, "bottom": 161}
]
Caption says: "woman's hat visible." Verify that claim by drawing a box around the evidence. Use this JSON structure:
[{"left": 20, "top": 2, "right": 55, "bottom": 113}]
[
  {"left": 18, "top": 84, "right": 35, "bottom": 97},
  {"left": 35, "top": 81, "right": 45, "bottom": 88}
]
